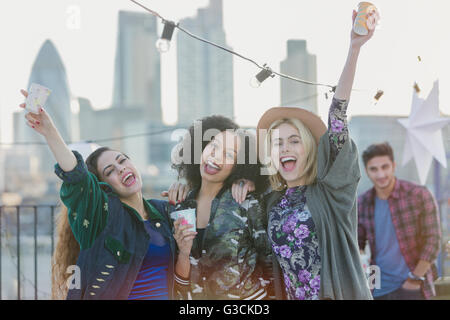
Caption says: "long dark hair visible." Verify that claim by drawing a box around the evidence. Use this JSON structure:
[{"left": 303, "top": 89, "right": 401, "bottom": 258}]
[
  {"left": 52, "top": 146, "right": 117, "bottom": 299},
  {"left": 85, "top": 147, "right": 114, "bottom": 180},
  {"left": 173, "top": 115, "right": 268, "bottom": 193}
]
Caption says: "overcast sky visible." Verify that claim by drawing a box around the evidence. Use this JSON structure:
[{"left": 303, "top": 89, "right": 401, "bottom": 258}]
[{"left": 1, "top": 0, "right": 449, "bottom": 145}]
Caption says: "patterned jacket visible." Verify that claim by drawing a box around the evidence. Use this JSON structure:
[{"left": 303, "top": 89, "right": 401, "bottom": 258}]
[
  {"left": 169, "top": 188, "right": 273, "bottom": 300},
  {"left": 358, "top": 178, "right": 441, "bottom": 299}
]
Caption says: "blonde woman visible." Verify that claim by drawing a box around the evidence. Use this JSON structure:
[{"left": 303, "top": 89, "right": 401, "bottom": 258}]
[{"left": 252, "top": 10, "right": 376, "bottom": 300}]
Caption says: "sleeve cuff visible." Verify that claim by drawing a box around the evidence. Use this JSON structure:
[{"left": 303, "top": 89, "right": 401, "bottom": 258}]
[
  {"left": 420, "top": 246, "right": 439, "bottom": 263},
  {"left": 54, "top": 150, "right": 88, "bottom": 184},
  {"left": 331, "top": 97, "right": 349, "bottom": 111},
  {"left": 174, "top": 272, "right": 190, "bottom": 286}
]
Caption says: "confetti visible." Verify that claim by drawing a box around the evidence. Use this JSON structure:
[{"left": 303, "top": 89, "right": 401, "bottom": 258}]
[{"left": 374, "top": 90, "right": 384, "bottom": 102}]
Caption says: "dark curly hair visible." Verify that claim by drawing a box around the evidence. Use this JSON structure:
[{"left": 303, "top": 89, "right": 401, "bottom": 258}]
[{"left": 172, "top": 115, "right": 268, "bottom": 194}]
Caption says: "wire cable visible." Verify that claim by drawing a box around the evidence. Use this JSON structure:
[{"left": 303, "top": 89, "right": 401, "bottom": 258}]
[{"left": 129, "top": 0, "right": 337, "bottom": 91}]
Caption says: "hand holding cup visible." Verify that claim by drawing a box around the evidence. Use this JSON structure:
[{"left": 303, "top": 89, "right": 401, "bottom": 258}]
[
  {"left": 19, "top": 89, "right": 56, "bottom": 138},
  {"left": 350, "top": 3, "right": 379, "bottom": 49},
  {"left": 173, "top": 217, "right": 197, "bottom": 256}
]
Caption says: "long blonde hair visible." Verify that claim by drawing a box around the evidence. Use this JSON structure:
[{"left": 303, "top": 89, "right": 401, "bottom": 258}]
[
  {"left": 51, "top": 203, "right": 80, "bottom": 300},
  {"left": 265, "top": 118, "right": 318, "bottom": 191}
]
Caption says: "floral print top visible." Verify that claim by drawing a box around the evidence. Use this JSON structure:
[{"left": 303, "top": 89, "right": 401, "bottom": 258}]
[{"left": 268, "top": 97, "right": 349, "bottom": 300}]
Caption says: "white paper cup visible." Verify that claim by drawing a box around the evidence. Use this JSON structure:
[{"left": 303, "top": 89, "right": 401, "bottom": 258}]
[
  {"left": 353, "top": 2, "right": 379, "bottom": 36},
  {"left": 176, "top": 208, "right": 196, "bottom": 232},
  {"left": 25, "top": 83, "right": 51, "bottom": 114}
]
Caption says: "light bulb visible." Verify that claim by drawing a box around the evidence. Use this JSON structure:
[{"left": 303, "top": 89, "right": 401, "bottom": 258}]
[
  {"left": 250, "top": 76, "right": 262, "bottom": 88},
  {"left": 156, "top": 38, "right": 171, "bottom": 53},
  {"left": 249, "top": 65, "right": 273, "bottom": 88},
  {"left": 156, "top": 20, "right": 176, "bottom": 54}
]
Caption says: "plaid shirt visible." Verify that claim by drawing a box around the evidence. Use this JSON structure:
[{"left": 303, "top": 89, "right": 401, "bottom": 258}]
[{"left": 358, "top": 178, "right": 441, "bottom": 299}]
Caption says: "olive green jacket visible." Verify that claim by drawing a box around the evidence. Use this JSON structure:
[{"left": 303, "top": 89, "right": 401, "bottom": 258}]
[{"left": 170, "top": 188, "right": 273, "bottom": 300}]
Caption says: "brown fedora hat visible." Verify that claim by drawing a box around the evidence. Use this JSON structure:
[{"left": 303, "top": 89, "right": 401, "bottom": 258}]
[{"left": 257, "top": 107, "right": 327, "bottom": 160}]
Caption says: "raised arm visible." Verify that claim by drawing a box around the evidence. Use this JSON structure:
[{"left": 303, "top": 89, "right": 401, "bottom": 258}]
[
  {"left": 19, "top": 89, "right": 108, "bottom": 250},
  {"left": 328, "top": 10, "right": 377, "bottom": 162},
  {"left": 334, "top": 9, "right": 376, "bottom": 101},
  {"left": 20, "top": 89, "right": 77, "bottom": 171}
]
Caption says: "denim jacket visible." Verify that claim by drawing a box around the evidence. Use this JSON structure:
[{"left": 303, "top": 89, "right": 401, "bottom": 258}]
[{"left": 55, "top": 151, "right": 187, "bottom": 299}]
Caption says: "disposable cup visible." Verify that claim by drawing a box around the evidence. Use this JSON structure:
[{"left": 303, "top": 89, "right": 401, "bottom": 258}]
[
  {"left": 173, "top": 208, "right": 196, "bottom": 232},
  {"left": 353, "top": 2, "right": 379, "bottom": 36},
  {"left": 25, "top": 83, "right": 51, "bottom": 114}
]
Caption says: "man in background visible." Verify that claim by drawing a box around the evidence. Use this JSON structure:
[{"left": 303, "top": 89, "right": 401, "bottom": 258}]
[{"left": 358, "top": 142, "right": 441, "bottom": 300}]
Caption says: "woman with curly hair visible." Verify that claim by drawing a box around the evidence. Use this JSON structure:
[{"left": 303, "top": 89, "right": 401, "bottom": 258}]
[
  {"left": 171, "top": 115, "right": 272, "bottom": 300},
  {"left": 18, "top": 91, "right": 193, "bottom": 300}
]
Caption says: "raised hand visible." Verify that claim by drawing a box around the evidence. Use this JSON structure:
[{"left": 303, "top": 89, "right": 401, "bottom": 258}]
[
  {"left": 350, "top": 9, "right": 377, "bottom": 49},
  {"left": 173, "top": 217, "right": 196, "bottom": 256},
  {"left": 231, "top": 179, "right": 255, "bottom": 204},
  {"left": 19, "top": 89, "right": 77, "bottom": 172},
  {"left": 19, "top": 89, "right": 56, "bottom": 138}
]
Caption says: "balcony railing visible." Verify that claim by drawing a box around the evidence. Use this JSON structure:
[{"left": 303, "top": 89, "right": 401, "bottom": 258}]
[
  {"left": 0, "top": 203, "right": 448, "bottom": 300},
  {"left": 0, "top": 205, "right": 58, "bottom": 300}
]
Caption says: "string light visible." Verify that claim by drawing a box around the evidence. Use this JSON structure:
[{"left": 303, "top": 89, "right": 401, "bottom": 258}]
[
  {"left": 156, "top": 20, "right": 176, "bottom": 53},
  {"left": 250, "top": 64, "right": 275, "bottom": 88},
  {"left": 129, "top": 0, "right": 338, "bottom": 91},
  {"left": 2, "top": 91, "right": 323, "bottom": 146},
  {"left": 0, "top": 127, "right": 180, "bottom": 146}
]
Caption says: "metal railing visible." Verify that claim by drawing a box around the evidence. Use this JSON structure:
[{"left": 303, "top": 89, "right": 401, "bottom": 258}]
[
  {"left": 0, "top": 205, "right": 58, "bottom": 300},
  {"left": 0, "top": 203, "right": 448, "bottom": 300}
]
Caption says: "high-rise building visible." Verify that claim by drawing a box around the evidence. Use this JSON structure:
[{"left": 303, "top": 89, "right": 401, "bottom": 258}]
[
  {"left": 177, "top": 0, "right": 234, "bottom": 125},
  {"left": 77, "top": 10, "right": 178, "bottom": 197},
  {"left": 0, "top": 121, "right": 2, "bottom": 193},
  {"left": 78, "top": 97, "right": 179, "bottom": 197},
  {"left": 112, "top": 11, "right": 161, "bottom": 121},
  {"left": 280, "top": 40, "right": 318, "bottom": 114},
  {"left": 13, "top": 40, "right": 72, "bottom": 173},
  {"left": 0, "top": 130, "right": 3, "bottom": 194}
]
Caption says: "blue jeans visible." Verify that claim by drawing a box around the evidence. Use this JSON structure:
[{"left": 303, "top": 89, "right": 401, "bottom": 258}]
[{"left": 374, "top": 286, "right": 424, "bottom": 300}]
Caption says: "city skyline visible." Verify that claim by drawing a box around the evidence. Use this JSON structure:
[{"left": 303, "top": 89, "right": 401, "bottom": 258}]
[
  {"left": 280, "top": 39, "right": 318, "bottom": 114},
  {"left": 112, "top": 10, "right": 162, "bottom": 118},
  {"left": 13, "top": 39, "right": 73, "bottom": 174},
  {"left": 177, "top": 0, "right": 234, "bottom": 125},
  {"left": 1, "top": 0, "right": 450, "bottom": 146}
]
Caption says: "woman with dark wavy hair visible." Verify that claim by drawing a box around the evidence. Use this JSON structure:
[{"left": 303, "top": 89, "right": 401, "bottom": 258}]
[
  {"left": 171, "top": 115, "right": 272, "bottom": 300},
  {"left": 18, "top": 90, "right": 193, "bottom": 300}
]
